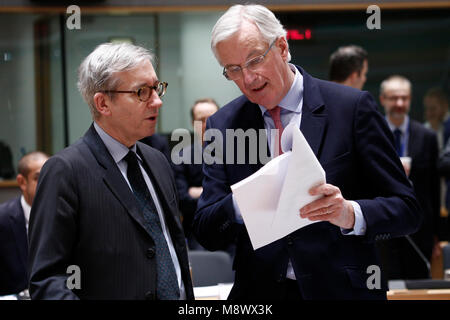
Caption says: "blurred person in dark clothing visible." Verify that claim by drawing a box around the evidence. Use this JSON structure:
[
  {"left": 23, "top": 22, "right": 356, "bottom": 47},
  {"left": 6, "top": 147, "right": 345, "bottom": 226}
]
[
  {"left": 329, "top": 45, "right": 368, "bottom": 90},
  {"left": 0, "top": 151, "right": 48, "bottom": 296},
  {"left": 377, "top": 75, "right": 441, "bottom": 279},
  {"left": 172, "top": 98, "right": 219, "bottom": 250}
]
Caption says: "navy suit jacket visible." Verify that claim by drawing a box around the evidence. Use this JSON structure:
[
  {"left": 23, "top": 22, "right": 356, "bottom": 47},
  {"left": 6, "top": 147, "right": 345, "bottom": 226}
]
[
  {"left": 28, "top": 124, "right": 194, "bottom": 300},
  {"left": 193, "top": 66, "right": 422, "bottom": 300},
  {"left": 0, "top": 196, "right": 28, "bottom": 295}
]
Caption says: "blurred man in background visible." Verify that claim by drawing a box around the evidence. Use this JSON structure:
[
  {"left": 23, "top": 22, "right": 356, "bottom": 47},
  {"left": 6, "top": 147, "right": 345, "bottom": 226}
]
[
  {"left": 378, "top": 75, "right": 441, "bottom": 279},
  {"left": 173, "top": 98, "right": 219, "bottom": 250},
  {"left": 0, "top": 151, "right": 48, "bottom": 296},
  {"left": 329, "top": 45, "right": 368, "bottom": 90}
]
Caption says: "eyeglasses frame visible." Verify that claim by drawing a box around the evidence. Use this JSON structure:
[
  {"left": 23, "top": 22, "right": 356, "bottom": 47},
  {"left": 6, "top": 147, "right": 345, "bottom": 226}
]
[
  {"left": 222, "top": 38, "right": 277, "bottom": 81},
  {"left": 100, "top": 81, "right": 168, "bottom": 101}
]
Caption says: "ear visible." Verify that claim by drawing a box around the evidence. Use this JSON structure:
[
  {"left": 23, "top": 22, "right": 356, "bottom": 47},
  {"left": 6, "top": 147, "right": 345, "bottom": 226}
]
[
  {"left": 379, "top": 93, "right": 386, "bottom": 107},
  {"left": 348, "top": 71, "right": 360, "bottom": 84},
  {"left": 16, "top": 174, "right": 27, "bottom": 193},
  {"left": 276, "top": 37, "right": 289, "bottom": 61},
  {"left": 93, "top": 92, "right": 112, "bottom": 117}
]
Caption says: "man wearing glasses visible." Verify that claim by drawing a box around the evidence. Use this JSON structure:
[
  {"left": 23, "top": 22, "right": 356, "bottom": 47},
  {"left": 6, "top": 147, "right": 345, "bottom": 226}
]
[
  {"left": 28, "top": 43, "right": 194, "bottom": 300},
  {"left": 193, "top": 4, "right": 421, "bottom": 300}
]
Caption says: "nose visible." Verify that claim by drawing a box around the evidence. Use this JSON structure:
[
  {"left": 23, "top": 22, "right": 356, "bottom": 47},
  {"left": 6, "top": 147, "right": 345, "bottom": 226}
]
[
  {"left": 395, "top": 97, "right": 405, "bottom": 107},
  {"left": 148, "top": 91, "right": 163, "bottom": 110},
  {"left": 241, "top": 67, "right": 257, "bottom": 86}
]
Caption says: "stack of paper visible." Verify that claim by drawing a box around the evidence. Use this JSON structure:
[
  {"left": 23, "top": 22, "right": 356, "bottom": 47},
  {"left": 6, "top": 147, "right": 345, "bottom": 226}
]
[{"left": 231, "top": 123, "right": 326, "bottom": 250}]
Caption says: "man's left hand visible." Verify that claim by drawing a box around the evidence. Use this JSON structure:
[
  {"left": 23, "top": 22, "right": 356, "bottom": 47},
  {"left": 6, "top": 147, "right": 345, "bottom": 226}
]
[{"left": 299, "top": 183, "right": 355, "bottom": 230}]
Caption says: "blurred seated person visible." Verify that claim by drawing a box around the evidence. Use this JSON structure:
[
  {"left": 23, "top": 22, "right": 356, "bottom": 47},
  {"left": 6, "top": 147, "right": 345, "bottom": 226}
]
[
  {"left": 0, "top": 151, "right": 48, "bottom": 296},
  {"left": 172, "top": 98, "right": 219, "bottom": 250},
  {"left": 140, "top": 133, "right": 170, "bottom": 161},
  {"left": 329, "top": 45, "right": 368, "bottom": 90}
]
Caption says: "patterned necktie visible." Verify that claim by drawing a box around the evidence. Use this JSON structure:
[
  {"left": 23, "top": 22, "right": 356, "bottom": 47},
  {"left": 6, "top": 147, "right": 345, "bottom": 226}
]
[
  {"left": 393, "top": 128, "right": 402, "bottom": 157},
  {"left": 124, "top": 150, "right": 180, "bottom": 300},
  {"left": 268, "top": 106, "right": 284, "bottom": 156}
]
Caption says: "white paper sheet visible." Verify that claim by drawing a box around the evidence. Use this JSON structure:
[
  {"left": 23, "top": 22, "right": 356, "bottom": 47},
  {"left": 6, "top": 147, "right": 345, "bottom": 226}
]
[
  {"left": 231, "top": 123, "right": 326, "bottom": 250},
  {"left": 193, "top": 283, "right": 233, "bottom": 300}
]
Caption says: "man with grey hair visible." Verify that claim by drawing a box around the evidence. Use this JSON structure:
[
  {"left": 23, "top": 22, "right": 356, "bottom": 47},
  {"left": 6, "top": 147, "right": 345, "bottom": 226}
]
[
  {"left": 329, "top": 45, "right": 368, "bottom": 90},
  {"left": 377, "top": 75, "right": 441, "bottom": 280},
  {"left": 193, "top": 4, "right": 421, "bottom": 300},
  {"left": 28, "top": 42, "right": 194, "bottom": 300}
]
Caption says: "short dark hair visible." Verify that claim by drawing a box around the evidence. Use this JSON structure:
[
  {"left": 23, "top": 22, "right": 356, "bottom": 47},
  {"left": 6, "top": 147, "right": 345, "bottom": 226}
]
[
  {"left": 329, "top": 45, "right": 368, "bottom": 82},
  {"left": 190, "top": 98, "right": 220, "bottom": 121},
  {"left": 424, "top": 87, "right": 449, "bottom": 107},
  {"left": 17, "top": 151, "right": 49, "bottom": 177}
]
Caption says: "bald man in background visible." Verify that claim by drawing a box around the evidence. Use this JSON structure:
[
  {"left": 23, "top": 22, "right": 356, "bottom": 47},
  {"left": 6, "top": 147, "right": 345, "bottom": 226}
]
[{"left": 0, "top": 151, "right": 48, "bottom": 296}]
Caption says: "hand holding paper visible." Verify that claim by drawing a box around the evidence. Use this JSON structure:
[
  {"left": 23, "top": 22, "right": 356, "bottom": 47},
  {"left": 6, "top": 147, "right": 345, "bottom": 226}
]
[{"left": 231, "top": 123, "right": 326, "bottom": 250}]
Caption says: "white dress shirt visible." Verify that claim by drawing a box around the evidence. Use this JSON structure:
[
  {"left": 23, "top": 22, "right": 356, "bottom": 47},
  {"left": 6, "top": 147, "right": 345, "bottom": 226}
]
[{"left": 20, "top": 195, "right": 31, "bottom": 232}]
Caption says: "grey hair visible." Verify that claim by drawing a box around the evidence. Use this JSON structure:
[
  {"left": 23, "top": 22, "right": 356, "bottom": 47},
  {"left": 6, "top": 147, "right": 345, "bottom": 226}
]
[
  {"left": 211, "top": 4, "right": 291, "bottom": 63},
  {"left": 77, "top": 42, "right": 155, "bottom": 119},
  {"left": 380, "top": 75, "right": 412, "bottom": 96}
]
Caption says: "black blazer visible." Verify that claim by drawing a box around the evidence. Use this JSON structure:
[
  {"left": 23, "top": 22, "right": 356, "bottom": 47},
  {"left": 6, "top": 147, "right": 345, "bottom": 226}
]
[
  {"left": 0, "top": 196, "right": 28, "bottom": 295},
  {"left": 408, "top": 120, "right": 440, "bottom": 256},
  {"left": 193, "top": 66, "right": 421, "bottom": 300},
  {"left": 28, "top": 124, "right": 194, "bottom": 300},
  {"left": 377, "top": 120, "right": 440, "bottom": 279}
]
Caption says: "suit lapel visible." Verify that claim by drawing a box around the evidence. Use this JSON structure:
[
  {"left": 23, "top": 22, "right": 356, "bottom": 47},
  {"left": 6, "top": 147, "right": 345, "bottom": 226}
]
[
  {"left": 83, "top": 124, "right": 149, "bottom": 234},
  {"left": 239, "top": 101, "right": 268, "bottom": 173},
  {"left": 297, "top": 66, "right": 327, "bottom": 158}
]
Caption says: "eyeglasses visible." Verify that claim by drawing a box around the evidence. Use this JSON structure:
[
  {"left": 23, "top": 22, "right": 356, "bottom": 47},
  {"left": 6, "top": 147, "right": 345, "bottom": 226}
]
[
  {"left": 223, "top": 39, "right": 277, "bottom": 81},
  {"left": 384, "top": 94, "right": 410, "bottom": 102},
  {"left": 100, "top": 81, "right": 168, "bottom": 101}
]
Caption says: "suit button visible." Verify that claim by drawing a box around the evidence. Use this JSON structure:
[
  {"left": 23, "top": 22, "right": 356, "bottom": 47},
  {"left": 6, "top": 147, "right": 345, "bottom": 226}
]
[
  {"left": 145, "top": 291, "right": 155, "bottom": 300},
  {"left": 277, "top": 275, "right": 284, "bottom": 283},
  {"left": 287, "top": 237, "right": 293, "bottom": 245},
  {"left": 147, "top": 248, "right": 156, "bottom": 259}
]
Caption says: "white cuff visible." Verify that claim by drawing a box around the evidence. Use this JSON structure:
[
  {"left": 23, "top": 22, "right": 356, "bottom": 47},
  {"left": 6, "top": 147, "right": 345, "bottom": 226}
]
[{"left": 341, "top": 201, "right": 366, "bottom": 235}]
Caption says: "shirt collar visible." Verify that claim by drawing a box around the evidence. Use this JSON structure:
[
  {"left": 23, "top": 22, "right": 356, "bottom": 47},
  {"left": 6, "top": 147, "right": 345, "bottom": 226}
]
[
  {"left": 20, "top": 195, "right": 31, "bottom": 228},
  {"left": 386, "top": 115, "right": 409, "bottom": 134},
  {"left": 258, "top": 63, "right": 303, "bottom": 116},
  {"left": 94, "top": 122, "right": 138, "bottom": 163}
]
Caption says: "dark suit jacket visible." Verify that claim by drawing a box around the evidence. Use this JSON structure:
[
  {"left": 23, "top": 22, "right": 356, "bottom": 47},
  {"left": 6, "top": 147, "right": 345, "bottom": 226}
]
[
  {"left": 377, "top": 120, "right": 440, "bottom": 279},
  {"left": 172, "top": 144, "right": 203, "bottom": 237},
  {"left": 193, "top": 66, "right": 422, "bottom": 300},
  {"left": 0, "top": 196, "right": 28, "bottom": 295},
  {"left": 28, "top": 124, "right": 194, "bottom": 300}
]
